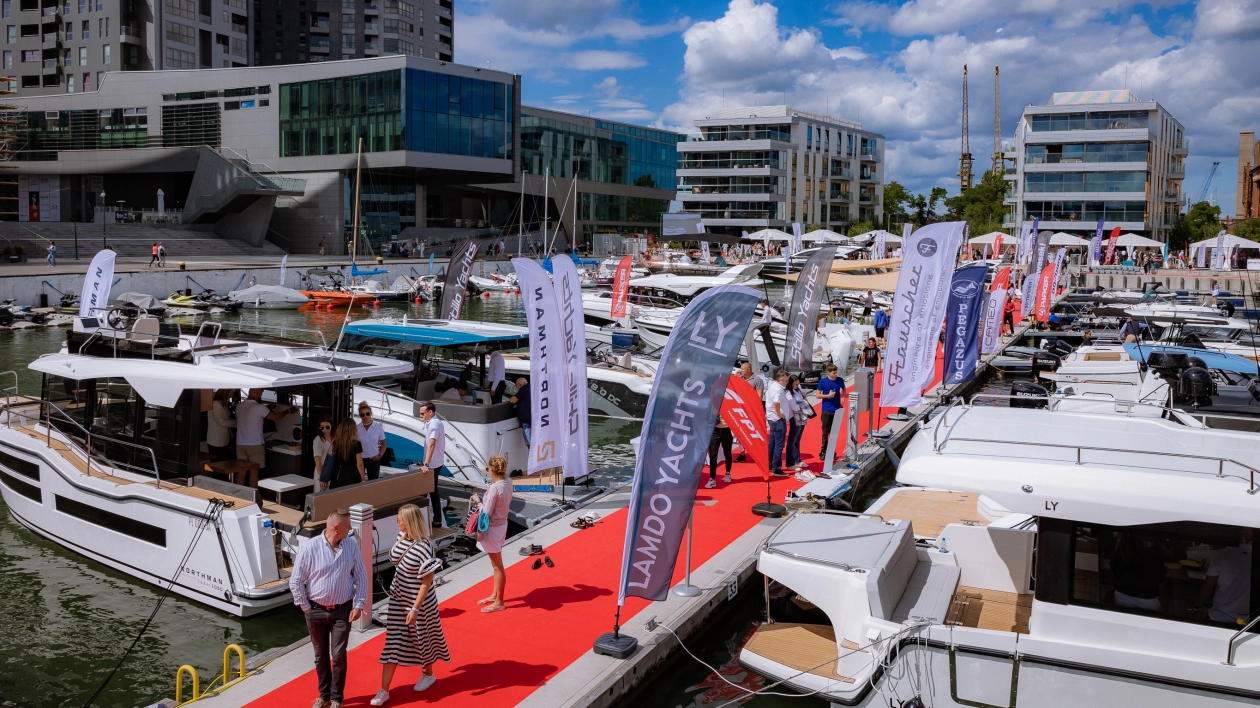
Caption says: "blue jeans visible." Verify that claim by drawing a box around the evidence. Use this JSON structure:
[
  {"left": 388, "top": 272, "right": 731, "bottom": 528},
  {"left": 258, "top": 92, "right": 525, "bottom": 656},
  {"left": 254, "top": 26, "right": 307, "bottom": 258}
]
[
  {"left": 47, "top": 253, "right": 55, "bottom": 266},
  {"left": 521, "top": 423, "right": 531, "bottom": 446},
  {"left": 787, "top": 420, "right": 804, "bottom": 467},
  {"left": 767, "top": 418, "right": 787, "bottom": 473}
]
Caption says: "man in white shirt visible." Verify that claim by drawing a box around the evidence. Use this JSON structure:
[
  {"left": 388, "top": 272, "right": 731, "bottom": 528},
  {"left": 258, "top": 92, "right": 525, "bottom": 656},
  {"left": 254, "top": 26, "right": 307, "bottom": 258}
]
[
  {"left": 417, "top": 402, "right": 445, "bottom": 528},
  {"left": 235, "top": 389, "right": 295, "bottom": 480},
  {"left": 1197, "top": 536, "right": 1253, "bottom": 625},
  {"left": 438, "top": 383, "right": 473, "bottom": 403},
  {"left": 764, "top": 369, "right": 790, "bottom": 476},
  {"left": 356, "top": 401, "right": 388, "bottom": 481}
]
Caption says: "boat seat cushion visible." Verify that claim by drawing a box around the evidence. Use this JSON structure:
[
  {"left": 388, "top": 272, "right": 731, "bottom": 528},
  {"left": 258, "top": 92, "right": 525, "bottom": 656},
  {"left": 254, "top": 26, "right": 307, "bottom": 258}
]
[
  {"left": 865, "top": 521, "right": 918, "bottom": 621},
  {"left": 891, "top": 561, "right": 962, "bottom": 625}
]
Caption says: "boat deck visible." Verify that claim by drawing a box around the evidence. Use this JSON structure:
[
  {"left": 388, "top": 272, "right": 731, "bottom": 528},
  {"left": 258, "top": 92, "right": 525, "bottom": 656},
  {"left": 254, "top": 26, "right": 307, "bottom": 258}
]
[
  {"left": 874, "top": 489, "right": 986, "bottom": 538},
  {"left": 946, "top": 586, "right": 1032, "bottom": 634},
  {"left": 742, "top": 622, "right": 853, "bottom": 682}
]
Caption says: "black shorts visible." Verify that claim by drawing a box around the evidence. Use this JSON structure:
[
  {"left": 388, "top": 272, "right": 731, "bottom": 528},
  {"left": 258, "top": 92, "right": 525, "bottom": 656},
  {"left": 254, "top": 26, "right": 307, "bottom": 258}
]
[
  {"left": 875, "top": 326, "right": 886, "bottom": 338},
  {"left": 862, "top": 307, "right": 872, "bottom": 316}
]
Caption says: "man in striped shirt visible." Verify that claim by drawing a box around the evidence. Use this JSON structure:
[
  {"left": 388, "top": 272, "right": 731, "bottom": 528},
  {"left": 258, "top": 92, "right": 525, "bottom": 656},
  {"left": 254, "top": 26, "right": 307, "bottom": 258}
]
[{"left": 290, "top": 509, "right": 369, "bottom": 708}]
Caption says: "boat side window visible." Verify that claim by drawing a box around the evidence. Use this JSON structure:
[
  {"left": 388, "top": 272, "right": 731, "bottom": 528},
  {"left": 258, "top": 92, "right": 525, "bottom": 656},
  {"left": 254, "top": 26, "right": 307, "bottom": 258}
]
[{"left": 1067, "top": 520, "right": 1258, "bottom": 629}]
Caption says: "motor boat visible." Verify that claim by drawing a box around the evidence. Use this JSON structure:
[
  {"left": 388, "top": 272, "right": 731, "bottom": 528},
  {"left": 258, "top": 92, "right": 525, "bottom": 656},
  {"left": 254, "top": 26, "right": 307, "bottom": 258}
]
[
  {"left": 227, "top": 284, "right": 312, "bottom": 310},
  {"left": 0, "top": 316, "right": 433, "bottom": 617},
  {"left": 346, "top": 278, "right": 413, "bottom": 303},
  {"left": 468, "top": 272, "right": 517, "bottom": 292},
  {"left": 595, "top": 257, "right": 649, "bottom": 286},
  {"left": 412, "top": 275, "right": 442, "bottom": 302},
  {"left": 299, "top": 268, "right": 358, "bottom": 307},
  {"left": 740, "top": 404, "right": 1260, "bottom": 705},
  {"left": 108, "top": 292, "right": 167, "bottom": 317},
  {"left": 161, "top": 290, "right": 244, "bottom": 312}
]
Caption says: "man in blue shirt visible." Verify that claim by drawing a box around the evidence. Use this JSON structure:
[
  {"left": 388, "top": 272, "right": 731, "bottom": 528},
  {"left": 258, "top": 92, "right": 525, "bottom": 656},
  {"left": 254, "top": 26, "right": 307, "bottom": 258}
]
[
  {"left": 873, "top": 306, "right": 890, "bottom": 343},
  {"left": 816, "top": 363, "right": 845, "bottom": 458}
]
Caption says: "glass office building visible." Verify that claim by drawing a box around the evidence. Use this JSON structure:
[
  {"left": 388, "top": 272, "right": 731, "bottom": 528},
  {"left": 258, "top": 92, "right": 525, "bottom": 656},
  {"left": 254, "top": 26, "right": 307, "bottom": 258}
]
[{"left": 520, "top": 111, "right": 681, "bottom": 190}]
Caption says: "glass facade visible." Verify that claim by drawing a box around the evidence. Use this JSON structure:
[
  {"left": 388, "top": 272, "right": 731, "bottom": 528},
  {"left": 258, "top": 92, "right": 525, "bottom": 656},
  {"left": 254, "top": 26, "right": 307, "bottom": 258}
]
[
  {"left": 1025, "top": 142, "right": 1148, "bottom": 164},
  {"left": 1023, "top": 200, "right": 1147, "bottom": 223},
  {"left": 16, "top": 107, "right": 148, "bottom": 160},
  {"left": 698, "top": 123, "right": 790, "bottom": 141},
  {"left": 279, "top": 70, "right": 403, "bottom": 156},
  {"left": 162, "top": 103, "right": 221, "bottom": 148},
  {"left": 679, "top": 175, "right": 780, "bottom": 195},
  {"left": 521, "top": 112, "right": 680, "bottom": 190},
  {"left": 1030, "top": 111, "right": 1150, "bottom": 132},
  {"left": 678, "top": 150, "right": 781, "bottom": 170},
  {"left": 344, "top": 171, "right": 417, "bottom": 247},
  {"left": 580, "top": 192, "right": 670, "bottom": 224},
  {"left": 403, "top": 68, "right": 513, "bottom": 159},
  {"left": 1024, "top": 171, "right": 1147, "bottom": 193}
]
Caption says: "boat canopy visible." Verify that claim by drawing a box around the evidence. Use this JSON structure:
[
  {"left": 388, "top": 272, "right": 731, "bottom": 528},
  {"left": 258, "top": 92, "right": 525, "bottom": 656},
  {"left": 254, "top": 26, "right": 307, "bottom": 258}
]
[
  {"left": 1124, "top": 344, "right": 1260, "bottom": 375},
  {"left": 351, "top": 263, "right": 390, "bottom": 277},
  {"left": 344, "top": 319, "right": 531, "bottom": 351}
]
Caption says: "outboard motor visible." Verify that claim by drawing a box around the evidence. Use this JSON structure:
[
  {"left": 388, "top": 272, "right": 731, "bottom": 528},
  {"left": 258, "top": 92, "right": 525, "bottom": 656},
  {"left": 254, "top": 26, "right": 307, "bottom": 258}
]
[
  {"left": 1147, "top": 351, "right": 1191, "bottom": 385},
  {"left": 1217, "top": 301, "right": 1236, "bottom": 318},
  {"left": 1187, "top": 356, "right": 1209, "bottom": 370},
  {"left": 1010, "top": 381, "right": 1049, "bottom": 408},
  {"left": 1177, "top": 367, "right": 1216, "bottom": 407},
  {"left": 1046, "top": 339, "right": 1073, "bottom": 357},
  {"left": 1028, "top": 351, "right": 1062, "bottom": 378}
]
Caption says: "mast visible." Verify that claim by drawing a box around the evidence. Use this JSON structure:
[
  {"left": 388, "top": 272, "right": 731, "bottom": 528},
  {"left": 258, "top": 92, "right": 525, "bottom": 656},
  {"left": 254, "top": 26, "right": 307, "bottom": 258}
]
[
  {"left": 572, "top": 176, "right": 579, "bottom": 255},
  {"left": 350, "top": 137, "right": 363, "bottom": 266},
  {"left": 959, "top": 65, "right": 973, "bottom": 191},
  {"left": 543, "top": 166, "right": 549, "bottom": 256},
  {"left": 992, "top": 65, "right": 1003, "bottom": 173},
  {"left": 518, "top": 170, "right": 525, "bottom": 256}
]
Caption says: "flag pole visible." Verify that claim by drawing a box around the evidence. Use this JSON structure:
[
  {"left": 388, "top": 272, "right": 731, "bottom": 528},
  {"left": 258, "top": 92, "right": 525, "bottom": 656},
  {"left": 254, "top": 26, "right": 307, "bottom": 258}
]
[{"left": 673, "top": 513, "right": 702, "bottom": 597}]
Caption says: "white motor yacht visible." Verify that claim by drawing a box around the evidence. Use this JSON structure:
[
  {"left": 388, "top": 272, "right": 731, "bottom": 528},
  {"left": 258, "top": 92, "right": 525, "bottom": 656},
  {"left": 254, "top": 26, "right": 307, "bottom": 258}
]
[
  {"left": 740, "top": 404, "right": 1260, "bottom": 705},
  {"left": 227, "top": 284, "right": 312, "bottom": 310},
  {"left": 0, "top": 317, "right": 437, "bottom": 617}
]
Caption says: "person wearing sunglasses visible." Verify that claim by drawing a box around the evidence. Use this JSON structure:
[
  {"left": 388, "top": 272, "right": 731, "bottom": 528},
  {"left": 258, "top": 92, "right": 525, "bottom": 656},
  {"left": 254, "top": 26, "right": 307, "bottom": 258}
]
[
  {"left": 357, "top": 402, "right": 388, "bottom": 481},
  {"left": 313, "top": 414, "right": 335, "bottom": 490}
]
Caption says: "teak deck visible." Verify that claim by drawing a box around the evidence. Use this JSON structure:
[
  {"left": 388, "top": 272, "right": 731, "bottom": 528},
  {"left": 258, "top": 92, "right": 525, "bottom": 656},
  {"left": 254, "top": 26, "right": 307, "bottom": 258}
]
[
  {"left": 742, "top": 622, "right": 854, "bottom": 682},
  {"left": 946, "top": 586, "right": 1032, "bottom": 634},
  {"left": 876, "top": 489, "right": 985, "bottom": 538}
]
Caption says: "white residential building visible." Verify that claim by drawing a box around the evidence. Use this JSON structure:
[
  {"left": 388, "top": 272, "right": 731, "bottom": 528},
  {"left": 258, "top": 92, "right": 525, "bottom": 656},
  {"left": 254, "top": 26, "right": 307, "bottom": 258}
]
[
  {"left": 1005, "top": 90, "right": 1187, "bottom": 241},
  {"left": 676, "top": 105, "right": 885, "bottom": 238}
]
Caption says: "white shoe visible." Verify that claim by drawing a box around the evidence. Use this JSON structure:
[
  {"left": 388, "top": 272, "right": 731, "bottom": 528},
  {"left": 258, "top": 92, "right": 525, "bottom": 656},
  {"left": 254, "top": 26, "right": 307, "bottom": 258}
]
[
  {"left": 705, "top": 478, "right": 717, "bottom": 489},
  {"left": 582, "top": 511, "right": 601, "bottom": 523},
  {"left": 724, "top": 473, "right": 731, "bottom": 483},
  {"left": 414, "top": 673, "right": 436, "bottom": 692},
  {"left": 369, "top": 689, "right": 389, "bottom": 706}
]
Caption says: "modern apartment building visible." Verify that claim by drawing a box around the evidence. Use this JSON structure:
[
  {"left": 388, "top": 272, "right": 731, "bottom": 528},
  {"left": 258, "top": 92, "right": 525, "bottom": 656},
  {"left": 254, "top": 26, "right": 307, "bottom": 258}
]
[
  {"left": 2, "top": 0, "right": 252, "bottom": 97},
  {"left": 2, "top": 55, "right": 519, "bottom": 252},
  {"left": 675, "top": 105, "right": 884, "bottom": 238},
  {"left": 1005, "top": 90, "right": 1187, "bottom": 241},
  {"left": 252, "top": 0, "right": 451, "bottom": 67}
]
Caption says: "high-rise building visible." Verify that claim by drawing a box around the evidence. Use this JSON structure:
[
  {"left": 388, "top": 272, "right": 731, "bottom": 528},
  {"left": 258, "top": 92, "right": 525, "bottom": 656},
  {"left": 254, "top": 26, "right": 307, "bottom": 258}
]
[
  {"left": 252, "top": 0, "right": 451, "bottom": 67},
  {"left": 1, "top": 0, "right": 252, "bottom": 97},
  {"left": 1005, "top": 90, "right": 1186, "bottom": 241},
  {"left": 675, "top": 105, "right": 884, "bottom": 238}
]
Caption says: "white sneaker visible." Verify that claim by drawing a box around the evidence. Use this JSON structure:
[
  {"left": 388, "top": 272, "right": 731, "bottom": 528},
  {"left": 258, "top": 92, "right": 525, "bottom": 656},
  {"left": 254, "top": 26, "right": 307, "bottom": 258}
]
[
  {"left": 724, "top": 473, "right": 732, "bottom": 484},
  {"left": 705, "top": 478, "right": 717, "bottom": 489},
  {"left": 369, "top": 689, "right": 389, "bottom": 706},
  {"left": 582, "top": 511, "right": 601, "bottom": 523},
  {"left": 414, "top": 673, "right": 436, "bottom": 692}
]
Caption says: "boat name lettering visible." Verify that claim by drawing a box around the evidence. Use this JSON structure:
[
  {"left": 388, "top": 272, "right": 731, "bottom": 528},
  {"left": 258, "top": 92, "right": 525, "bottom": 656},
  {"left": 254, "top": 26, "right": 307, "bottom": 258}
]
[
  {"left": 588, "top": 382, "right": 620, "bottom": 406},
  {"left": 1045, "top": 500, "right": 1059, "bottom": 511},
  {"left": 181, "top": 567, "right": 225, "bottom": 587},
  {"left": 559, "top": 272, "right": 582, "bottom": 438}
]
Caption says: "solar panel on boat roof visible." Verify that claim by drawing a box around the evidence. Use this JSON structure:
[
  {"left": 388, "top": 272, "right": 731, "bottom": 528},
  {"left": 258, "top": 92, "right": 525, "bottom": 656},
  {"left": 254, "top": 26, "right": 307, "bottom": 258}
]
[
  {"left": 239, "top": 360, "right": 322, "bottom": 375},
  {"left": 299, "top": 356, "right": 378, "bottom": 369}
]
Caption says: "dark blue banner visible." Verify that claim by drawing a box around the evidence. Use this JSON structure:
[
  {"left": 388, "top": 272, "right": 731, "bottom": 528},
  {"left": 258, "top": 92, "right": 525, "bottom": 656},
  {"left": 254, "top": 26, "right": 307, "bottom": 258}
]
[
  {"left": 439, "top": 239, "right": 479, "bottom": 320},
  {"left": 783, "top": 245, "right": 836, "bottom": 371},
  {"left": 942, "top": 265, "right": 988, "bottom": 386},
  {"left": 617, "top": 284, "right": 761, "bottom": 604}
]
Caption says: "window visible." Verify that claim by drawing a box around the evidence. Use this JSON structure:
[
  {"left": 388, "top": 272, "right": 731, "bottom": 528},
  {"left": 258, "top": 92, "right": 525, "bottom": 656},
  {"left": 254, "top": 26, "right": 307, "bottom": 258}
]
[
  {"left": 165, "top": 20, "right": 194, "bottom": 44},
  {"left": 78, "top": 46, "right": 85, "bottom": 65},
  {"left": 1, "top": 50, "right": 9, "bottom": 69},
  {"left": 166, "top": 0, "right": 195, "bottom": 19},
  {"left": 56, "top": 495, "right": 166, "bottom": 546},
  {"left": 82, "top": 71, "right": 89, "bottom": 91},
  {"left": 1024, "top": 171, "right": 1147, "bottom": 193},
  {"left": 806, "top": 125, "right": 812, "bottom": 148},
  {"left": 20, "top": 23, "right": 36, "bottom": 36},
  {"left": 341, "top": 34, "right": 354, "bottom": 49},
  {"left": 17, "top": 0, "right": 31, "bottom": 9},
  {"left": 5, "top": 25, "right": 13, "bottom": 43},
  {"left": 20, "top": 49, "right": 34, "bottom": 61},
  {"left": 1025, "top": 142, "right": 1149, "bottom": 165},
  {"left": 384, "top": 0, "right": 412, "bottom": 18},
  {"left": 98, "top": 17, "right": 107, "bottom": 37},
  {"left": 1022, "top": 200, "right": 1147, "bottom": 223},
  {"left": 382, "top": 37, "right": 410, "bottom": 54},
  {"left": 81, "top": 19, "right": 88, "bottom": 38},
  {"left": 64, "top": 22, "right": 71, "bottom": 40},
  {"left": 1, "top": 0, "right": 8, "bottom": 18},
  {"left": 162, "top": 102, "right": 221, "bottom": 147},
  {"left": 66, "top": 74, "right": 75, "bottom": 92},
  {"left": 383, "top": 18, "right": 411, "bottom": 35},
  {"left": 20, "top": 74, "right": 36, "bottom": 87},
  {"left": 78, "top": 0, "right": 85, "bottom": 10},
  {"left": 230, "top": 37, "right": 245, "bottom": 56},
  {"left": 101, "top": 43, "right": 109, "bottom": 64},
  {"left": 164, "top": 46, "right": 194, "bottom": 69},
  {"left": 63, "top": 47, "right": 71, "bottom": 66},
  {"left": 1030, "top": 111, "right": 1151, "bottom": 132}
]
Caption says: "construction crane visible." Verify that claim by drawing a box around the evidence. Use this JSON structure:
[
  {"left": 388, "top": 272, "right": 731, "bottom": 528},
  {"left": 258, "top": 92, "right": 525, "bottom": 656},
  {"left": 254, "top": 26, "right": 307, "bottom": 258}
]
[
  {"left": 991, "top": 65, "right": 1002, "bottom": 173},
  {"left": 1195, "top": 161, "right": 1220, "bottom": 205},
  {"left": 959, "top": 64, "right": 973, "bottom": 191}
]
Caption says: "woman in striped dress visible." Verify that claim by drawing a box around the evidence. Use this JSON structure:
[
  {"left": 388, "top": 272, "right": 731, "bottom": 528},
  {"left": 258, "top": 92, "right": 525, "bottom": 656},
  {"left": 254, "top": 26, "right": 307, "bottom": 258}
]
[{"left": 370, "top": 504, "right": 450, "bottom": 706}]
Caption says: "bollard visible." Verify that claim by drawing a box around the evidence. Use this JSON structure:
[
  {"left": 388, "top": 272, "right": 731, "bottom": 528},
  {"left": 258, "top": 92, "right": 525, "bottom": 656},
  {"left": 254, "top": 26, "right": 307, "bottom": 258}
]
[
  {"left": 178, "top": 261, "right": 186, "bottom": 270},
  {"left": 175, "top": 665, "right": 199, "bottom": 703},
  {"left": 846, "top": 390, "right": 860, "bottom": 465},
  {"left": 349, "top": 502, "right": 374, "bottom": 631}
]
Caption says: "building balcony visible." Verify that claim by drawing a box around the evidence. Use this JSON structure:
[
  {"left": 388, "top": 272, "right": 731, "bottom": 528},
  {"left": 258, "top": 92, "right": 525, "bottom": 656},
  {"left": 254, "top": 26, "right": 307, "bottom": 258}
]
[
  {"left": 437, "top": 4, "right": 451, "bottom": 16},
  {"left": 681, "top": 209, "right": 779, "bottom": 221},
  {"left": 1173, "top": 138, "right": 1188, "bottom": 156},
  {"left": 859, "top": 174, "right": 877, "bottom": 183},
  {"left": 1023, "top": 160, "right": 1148, "bottom": 173},
  {"left": 311, "top": 22, "right": 330, "bottom": 31},
  {"left": 1167, "top": 166, "right": 1185, "bottom": 179},
  {"left": 859, "top": 148, "right": 880, "bottom": 162},
  {"left": 42, "top": 58, "right": 61, "bottom": 70},
  {"left": 678, "top": 190, "right": 778, "bottom": 199},
  {"left": 859, "top": 195, "right": 878, "bottom": 205},
  {"left": 364, "top": 2, "right": 379, "bottom": 14},
  {"left": 1021, "top": 190, "right": 1148, "bottom": 202},
  {"left": 438, "top": 38, "right": 452, "bottom": 52},
  {"left": 232, "top": 22, "right": 247, "bottom": 34},
  {"left": 829, "top": 168, "right": 853, "bottom": 180},
  {"left": 1003, "top": 213, "right": 1016, "bottom": 226},
  {"left": 364, "top": 22, "right": 379, "bottom": 33},
  {"left": 830, "top": 193, "right": 851, "bottom": 203}
]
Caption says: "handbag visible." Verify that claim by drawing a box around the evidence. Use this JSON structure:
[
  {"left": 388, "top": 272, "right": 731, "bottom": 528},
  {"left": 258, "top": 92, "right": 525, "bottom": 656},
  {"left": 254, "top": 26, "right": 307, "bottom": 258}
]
[{"left": 463, "top": 503, "right": 482, "bottom": 536}]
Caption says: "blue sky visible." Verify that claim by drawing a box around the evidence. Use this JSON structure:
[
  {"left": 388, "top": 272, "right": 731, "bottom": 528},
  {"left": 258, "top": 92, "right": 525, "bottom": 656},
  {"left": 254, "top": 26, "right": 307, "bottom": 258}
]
[{"left": 457, "top": 0, "right": 1260, "bottom": 214}]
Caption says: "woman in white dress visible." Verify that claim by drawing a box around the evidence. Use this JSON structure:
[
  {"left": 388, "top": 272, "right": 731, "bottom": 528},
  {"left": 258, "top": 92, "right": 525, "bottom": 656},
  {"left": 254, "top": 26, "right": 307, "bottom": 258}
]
[
  {"left": 473, "top": 455, "right": 512, "bottom": 613},
  {"left": 370, "top": 504, "right": 450, "bottom": 706}
]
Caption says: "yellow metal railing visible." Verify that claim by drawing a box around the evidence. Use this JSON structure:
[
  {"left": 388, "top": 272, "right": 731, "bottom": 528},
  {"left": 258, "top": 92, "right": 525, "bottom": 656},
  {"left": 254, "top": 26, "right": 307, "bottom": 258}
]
[
  {"left": 173, "top": 644, "right": 261, "bottom": 705},
  {"left": 175, "top": 665, "right": 199, "bottom": 704}
]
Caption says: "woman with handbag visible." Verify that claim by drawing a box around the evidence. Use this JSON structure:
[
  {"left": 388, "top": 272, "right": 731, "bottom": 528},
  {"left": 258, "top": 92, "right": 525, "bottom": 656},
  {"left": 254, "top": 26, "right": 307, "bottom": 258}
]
[
  {"left": 786, "top": 375, "right": 811, "bottom": 471},
  {"left": 370, "top": 504, "right": 451, "bottom": 705},
  {"left": 321, "top": 418, "right": 364, "bottom": 489},
  {"left": 472, "top": 455, "right": 512, "bottom": 613}
]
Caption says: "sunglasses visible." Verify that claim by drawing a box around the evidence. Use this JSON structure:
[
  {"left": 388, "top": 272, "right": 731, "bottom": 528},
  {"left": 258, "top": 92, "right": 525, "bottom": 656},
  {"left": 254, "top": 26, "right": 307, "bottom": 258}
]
[
  {"left": 319, "top": 424, "right": 332, "bottom": 430},
  {"left": 359, "top": 411, "right": 372, "bottom": 417}
]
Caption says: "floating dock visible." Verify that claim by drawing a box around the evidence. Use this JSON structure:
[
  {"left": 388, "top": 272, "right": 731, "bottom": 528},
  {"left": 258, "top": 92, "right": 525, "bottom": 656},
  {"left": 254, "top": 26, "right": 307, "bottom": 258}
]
[{"left": 153, "top": 326, "right": 1045, "bottom": 708}]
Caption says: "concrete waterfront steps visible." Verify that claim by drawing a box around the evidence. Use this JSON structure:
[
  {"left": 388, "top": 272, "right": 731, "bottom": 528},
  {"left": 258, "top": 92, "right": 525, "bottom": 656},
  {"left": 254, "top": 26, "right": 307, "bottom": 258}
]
[{"left": 0, "top": 223, "right": 286, "bottom": 259}]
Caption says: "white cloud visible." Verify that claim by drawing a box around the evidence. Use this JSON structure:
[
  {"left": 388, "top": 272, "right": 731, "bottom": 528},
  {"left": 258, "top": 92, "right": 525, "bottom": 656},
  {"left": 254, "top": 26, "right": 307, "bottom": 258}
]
[
  {"left": 568, "top": 50, "right": 648, "bottom": 70},
  {"left": 659, "top": 0, "right": 1260, "bottom": 210}
]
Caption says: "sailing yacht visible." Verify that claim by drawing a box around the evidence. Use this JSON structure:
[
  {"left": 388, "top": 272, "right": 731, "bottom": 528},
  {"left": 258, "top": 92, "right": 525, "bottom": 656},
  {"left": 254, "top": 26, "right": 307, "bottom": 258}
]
[
  {"left": 740, "top": 404, "right": 1260, "bottom": 705},
  {"left": 0, "top": 316, "right": 427, "bottom": 616}
]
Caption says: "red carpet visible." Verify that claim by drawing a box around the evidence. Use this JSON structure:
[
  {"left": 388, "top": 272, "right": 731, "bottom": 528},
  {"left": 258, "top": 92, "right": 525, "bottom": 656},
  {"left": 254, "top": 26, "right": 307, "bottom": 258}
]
[{"left": 249, "top": 354, "right": 944, "bottom": 707}]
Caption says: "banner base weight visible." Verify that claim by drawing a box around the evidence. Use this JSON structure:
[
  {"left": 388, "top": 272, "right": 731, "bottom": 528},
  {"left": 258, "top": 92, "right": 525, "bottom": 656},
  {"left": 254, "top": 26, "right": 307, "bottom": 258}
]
[
  {"left": 673, "top": 583, "right": 703, "bottom": 597},
  {"left": 751, "top": 502, "right": 786, "bottom": 518},
  {"left": 593, "top": 632, "right": 638, "bottom": 659}
]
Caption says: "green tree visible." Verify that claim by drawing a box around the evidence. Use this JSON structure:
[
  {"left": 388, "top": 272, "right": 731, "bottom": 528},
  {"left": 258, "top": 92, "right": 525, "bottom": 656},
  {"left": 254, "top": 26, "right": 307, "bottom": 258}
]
[
  {"left": 1232, "top": 219, "right": 1260, "bottom": 242},
  {"left": 883, "top": 181, "right": 913, "bottom": 225},
  {"left": 944, "top": 169, "right": 1006, "bottom": 236},
  {"left": 1169, "top": 201, "right": 1222, "bottom": 249},
  {"left": 847, "top": 220, "right": 876, "bottom": 237},
  {"left": 805, "top": 223, "right": 823, "bottom": 233},
  {"left": 907, "top": 187, "right": 949, "bottom": 225}
]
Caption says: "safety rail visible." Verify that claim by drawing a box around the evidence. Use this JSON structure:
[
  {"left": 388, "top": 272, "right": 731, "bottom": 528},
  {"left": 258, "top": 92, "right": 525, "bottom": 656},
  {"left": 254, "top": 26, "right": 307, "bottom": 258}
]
[
  {"left": 0, "top": 394, "right": 163, "bottom": 484},
  {"left": 931, "top": 396, "right": 968, "bottom": 451},
  {"left": 760, "top": 508, "right": 889, "bottom": 571},
  {"left": 220, "top": 320, "right": 329, "bottom": 349},
  {"left": 1224, "top": 614, "right": 1260, "bottom": 666},
  {"left": 969, "top": 392, "right": 1260, "bottom": 429},
  {"left": 360, "top": 384, "right": 487, "bottom": 481},
  {"left": 0, "top": 370, "right": 18, "bottom": 396},
  {"left": 76, "top": 324, "right": 184, "bottom": 361}
]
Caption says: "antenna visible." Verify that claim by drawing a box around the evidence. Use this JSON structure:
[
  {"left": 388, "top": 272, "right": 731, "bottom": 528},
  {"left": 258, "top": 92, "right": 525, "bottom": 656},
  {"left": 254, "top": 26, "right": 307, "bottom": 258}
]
[
  {"left": 959, "top": 65, "right": 973, "bottom": 191},
  {"left": 992, "top": 65, "right": 1002, "bottom": 174}
]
